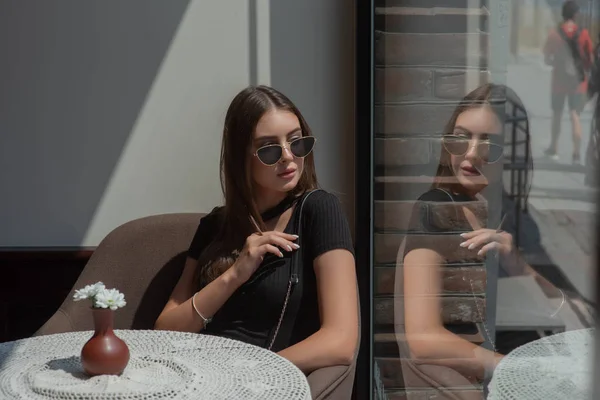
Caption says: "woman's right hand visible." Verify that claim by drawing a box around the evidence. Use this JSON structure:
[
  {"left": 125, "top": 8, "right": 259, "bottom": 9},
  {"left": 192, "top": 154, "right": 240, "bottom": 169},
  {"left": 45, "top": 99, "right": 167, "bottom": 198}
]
[{"left": 230, "top": 231, "right": 300, "bottom": 284}]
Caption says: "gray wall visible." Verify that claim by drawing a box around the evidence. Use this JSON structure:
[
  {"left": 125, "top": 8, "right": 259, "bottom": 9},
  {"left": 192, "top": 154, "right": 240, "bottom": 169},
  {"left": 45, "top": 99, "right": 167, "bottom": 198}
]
[
  {"left": 0, "top": 0, "right": 355, "bottom": 247},
  {"left": 270, "top": 0, "right": 355, "bottom": 230}
]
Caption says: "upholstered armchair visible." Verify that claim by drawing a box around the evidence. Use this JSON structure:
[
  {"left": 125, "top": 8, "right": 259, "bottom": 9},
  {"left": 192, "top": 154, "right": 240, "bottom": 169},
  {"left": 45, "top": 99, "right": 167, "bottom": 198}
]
[{"left": 36, "top": 213, "right": 359, "bottom": 399}]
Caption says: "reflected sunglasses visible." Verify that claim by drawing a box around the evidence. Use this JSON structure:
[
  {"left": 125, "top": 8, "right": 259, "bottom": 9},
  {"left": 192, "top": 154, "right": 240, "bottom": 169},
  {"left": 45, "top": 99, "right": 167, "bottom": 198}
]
[
  {"left": 442, "top": 135, "right": 504, "bottom": 164},
  {"left": 253, "top": 136, "right": 316, "bottom": 166}
]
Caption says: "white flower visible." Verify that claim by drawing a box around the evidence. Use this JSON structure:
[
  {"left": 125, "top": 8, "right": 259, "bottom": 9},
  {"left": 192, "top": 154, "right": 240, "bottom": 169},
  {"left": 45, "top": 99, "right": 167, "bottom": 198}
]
[
  {"left": 73, "top": 282, "right": 126, "bottom": 310},
  {"left": 73, "top": 282, "right": 105, "bottom": 301},
  {"left": 94, "top": 288, "right": 127, "bottom": 310}
]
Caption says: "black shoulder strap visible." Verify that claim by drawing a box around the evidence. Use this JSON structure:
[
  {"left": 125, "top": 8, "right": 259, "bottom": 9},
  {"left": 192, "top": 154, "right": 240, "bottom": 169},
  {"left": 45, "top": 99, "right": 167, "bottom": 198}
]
[
  {"left": 268, "top": 189, "right": 322, "bottom": 351},
  {"left": 558, "top": 25, "right": 583, "bottom": 57},
  {"left": 573, "top": 26, "right": 582, "bottom": 42},
  {"left": 289, "top": 189, "right": 322, "bottom": 279},
  {"left": 558, "top": 26, "right": 586, "bottom": 82}
]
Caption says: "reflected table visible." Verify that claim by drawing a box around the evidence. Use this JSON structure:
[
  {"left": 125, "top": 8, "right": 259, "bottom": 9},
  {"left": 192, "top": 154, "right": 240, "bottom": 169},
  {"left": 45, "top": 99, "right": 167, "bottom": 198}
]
[
  {"left": 0, "top": 330, "right": 311, "bottom": 400},
  {"left": 488, "top": 328, "right": 594, "bottom": 400}
]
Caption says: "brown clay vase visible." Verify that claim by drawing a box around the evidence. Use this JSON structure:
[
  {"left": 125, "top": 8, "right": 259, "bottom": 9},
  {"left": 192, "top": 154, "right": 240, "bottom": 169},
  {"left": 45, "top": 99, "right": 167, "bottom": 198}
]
[{"left": 80, "top": 308, "right": 130, "bottom": 376}]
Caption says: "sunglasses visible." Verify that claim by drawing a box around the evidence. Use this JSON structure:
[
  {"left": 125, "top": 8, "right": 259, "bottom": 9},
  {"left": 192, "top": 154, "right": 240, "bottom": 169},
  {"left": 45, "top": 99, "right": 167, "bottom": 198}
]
[
  {"left": 254, "top": 136, "right": 316, "bottom": 166},
  {"left": 442, "top": 135, "right": 504, "bottom": 164}
]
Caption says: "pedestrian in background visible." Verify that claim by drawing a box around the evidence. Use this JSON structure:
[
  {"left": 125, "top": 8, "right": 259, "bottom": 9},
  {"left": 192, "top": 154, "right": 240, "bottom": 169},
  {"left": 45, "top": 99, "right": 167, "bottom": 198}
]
[{"left": 543, "top": 0, "right": 593, "bottom": 164}]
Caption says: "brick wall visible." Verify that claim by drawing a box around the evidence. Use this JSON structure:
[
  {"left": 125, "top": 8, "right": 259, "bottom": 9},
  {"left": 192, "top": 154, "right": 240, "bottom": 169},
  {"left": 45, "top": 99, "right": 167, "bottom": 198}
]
[{"left": 372, "top": 1, "right": 491, "bottom": 398}]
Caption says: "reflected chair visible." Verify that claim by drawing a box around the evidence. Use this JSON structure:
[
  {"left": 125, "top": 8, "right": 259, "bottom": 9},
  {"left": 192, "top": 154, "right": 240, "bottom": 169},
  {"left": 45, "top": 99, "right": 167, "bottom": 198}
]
[
  {"left": 35, "top": 213, "right": 359, "bottom": 399},
  {"left": 307, "top": 291, "right": 360, "bottom": 400}
]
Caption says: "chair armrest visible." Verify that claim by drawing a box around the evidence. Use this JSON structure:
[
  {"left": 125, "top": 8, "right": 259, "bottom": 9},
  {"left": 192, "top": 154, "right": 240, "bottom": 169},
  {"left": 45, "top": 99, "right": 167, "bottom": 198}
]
[
  {"left": 34, "top": 308, "right": 73, "bottom": 337},
  {"left": 307, "top": 365, "right": 353, "bottom": 400}
]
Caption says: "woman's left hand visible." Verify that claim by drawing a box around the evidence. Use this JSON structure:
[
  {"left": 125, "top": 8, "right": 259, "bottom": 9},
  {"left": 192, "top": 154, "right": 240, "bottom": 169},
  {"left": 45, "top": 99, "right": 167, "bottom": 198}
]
[{"left": 459, "top": 229, "right": 514, "bottom": 258}]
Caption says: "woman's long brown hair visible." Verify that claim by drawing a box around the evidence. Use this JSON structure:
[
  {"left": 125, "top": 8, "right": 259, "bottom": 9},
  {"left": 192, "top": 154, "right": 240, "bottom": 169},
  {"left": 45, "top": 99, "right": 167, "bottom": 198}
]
[
  {"left": 193, "top": 85, "right": 319, "bottom": 289},
  {"left": 433, "top": 83, "right": 531, "bottom": 195}
]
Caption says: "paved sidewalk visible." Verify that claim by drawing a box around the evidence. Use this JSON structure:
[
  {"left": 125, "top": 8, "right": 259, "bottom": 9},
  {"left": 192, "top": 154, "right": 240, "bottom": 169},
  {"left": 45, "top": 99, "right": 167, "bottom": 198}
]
[{"left": 506, "top": 52, "right": 597, "bottom": 302}]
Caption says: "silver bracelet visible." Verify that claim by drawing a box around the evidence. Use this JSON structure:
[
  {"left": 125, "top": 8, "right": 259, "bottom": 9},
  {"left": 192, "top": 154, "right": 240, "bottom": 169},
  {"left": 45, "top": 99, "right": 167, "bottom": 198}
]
[
  {"left": 192, "top": 292, "right": 212, "bottom": 326},
  {"left": 550, "top": 289, "right": 566, "bottom": 317}
]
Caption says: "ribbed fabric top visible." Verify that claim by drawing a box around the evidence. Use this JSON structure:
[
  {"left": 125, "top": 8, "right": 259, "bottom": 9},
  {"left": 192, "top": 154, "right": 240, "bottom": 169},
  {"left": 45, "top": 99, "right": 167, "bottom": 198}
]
[
  {"left": 403, "top": 188, "right": 476, "bottom": 257},
  {"left": 187, "top": 190, "right": 354, "bottom": 351}
]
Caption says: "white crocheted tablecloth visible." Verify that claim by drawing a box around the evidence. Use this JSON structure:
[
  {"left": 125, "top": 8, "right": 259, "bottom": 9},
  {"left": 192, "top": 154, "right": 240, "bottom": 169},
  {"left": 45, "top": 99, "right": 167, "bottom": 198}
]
[
  {"left": 488, "top": 328, "right": 594, "bottom": 400},
  {"left": 0, "top": 330, "right": 311, "bottom": 400}
]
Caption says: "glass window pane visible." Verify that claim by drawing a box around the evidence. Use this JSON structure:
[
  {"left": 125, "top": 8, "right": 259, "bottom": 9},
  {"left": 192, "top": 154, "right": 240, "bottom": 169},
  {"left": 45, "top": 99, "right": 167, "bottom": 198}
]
[{"left": 369, "top": 1, "right": 597, "bottom": 399}]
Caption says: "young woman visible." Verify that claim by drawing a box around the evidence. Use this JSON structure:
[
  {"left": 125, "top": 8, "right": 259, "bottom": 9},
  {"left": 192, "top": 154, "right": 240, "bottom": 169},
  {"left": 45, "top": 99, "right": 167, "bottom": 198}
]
[
  {"left": 395, "top": 83, "right": 561, "bottom": 396},
  {"left": 155, "top": 85, "right": 358, "bottom": 375}
]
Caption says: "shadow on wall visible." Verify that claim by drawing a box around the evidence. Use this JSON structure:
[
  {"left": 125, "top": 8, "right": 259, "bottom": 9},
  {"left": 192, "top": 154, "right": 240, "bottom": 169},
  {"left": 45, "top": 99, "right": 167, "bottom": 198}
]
[
  {"left": 0, "top": 0, "right": 356, "bottom": 246},
  {"left": 0, "top": 1, "right": 190, "bottom": 246}
]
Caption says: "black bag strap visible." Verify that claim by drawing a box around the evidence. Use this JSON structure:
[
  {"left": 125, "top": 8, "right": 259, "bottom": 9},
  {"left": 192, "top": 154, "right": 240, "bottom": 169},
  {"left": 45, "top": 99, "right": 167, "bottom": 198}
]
[
  {"left": 558, "top": 25, "right": 582, "bottom": 47},
  {"left": 558, "top": 26, "right": 585, "bottom": 78},
  {"left": 267, "top": 189, "right": 322, "bottom": 351}
]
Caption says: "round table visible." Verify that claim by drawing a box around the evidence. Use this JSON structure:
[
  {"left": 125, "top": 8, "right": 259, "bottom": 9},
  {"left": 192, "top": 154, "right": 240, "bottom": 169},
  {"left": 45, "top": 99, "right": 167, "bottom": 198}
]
[
  {"left": 0, "top": 330, "right": 311, "bottom": 400},
  {"left": 488, "top": 328, "right": 594, "bottom": 400}
]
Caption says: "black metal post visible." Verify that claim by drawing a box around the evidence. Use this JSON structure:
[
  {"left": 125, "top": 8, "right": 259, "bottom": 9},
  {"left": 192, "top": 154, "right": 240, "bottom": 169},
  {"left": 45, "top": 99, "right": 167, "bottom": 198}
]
[{"left": 354, "top": 0, "right": 373, "bottom": 398}]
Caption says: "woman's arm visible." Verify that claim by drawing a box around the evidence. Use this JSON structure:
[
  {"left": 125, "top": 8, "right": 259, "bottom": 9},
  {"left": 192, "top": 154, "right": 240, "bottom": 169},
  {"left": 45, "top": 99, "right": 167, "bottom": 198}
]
[
  {"left": 277, "top": 249, "right": 359, "bottom": 374},
  {"left": 154, "top": 257, "right": 244, "bottom": 332},
  {"left": 402, "top": 248, "right": 502, "bottom": 380}
]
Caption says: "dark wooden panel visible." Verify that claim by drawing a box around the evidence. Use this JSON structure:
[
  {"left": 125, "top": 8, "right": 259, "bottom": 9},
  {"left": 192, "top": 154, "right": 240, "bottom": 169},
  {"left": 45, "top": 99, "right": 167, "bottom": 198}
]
[
  {"left": 0, "top": 249, "right": 93, "bottom": 342},
  {"left": 0, "top": 302, "right": 8, "bottom": 343}
]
